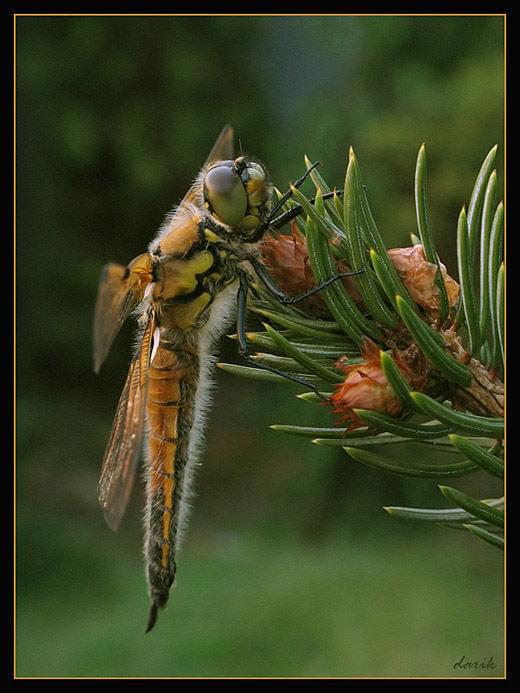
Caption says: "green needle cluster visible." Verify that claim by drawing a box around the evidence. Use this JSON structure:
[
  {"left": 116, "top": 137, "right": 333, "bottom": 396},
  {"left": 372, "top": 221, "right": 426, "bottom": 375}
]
[{"left": 219, "top": 143, "right": 504, "bottom": 552}]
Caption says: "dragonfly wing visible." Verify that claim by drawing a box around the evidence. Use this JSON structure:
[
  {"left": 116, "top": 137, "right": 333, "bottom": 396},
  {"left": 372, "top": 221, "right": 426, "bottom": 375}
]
[
  {"left": 182, "top": 125, "right": 235, "bottom": 205},
  {"left": 201, "top": 124, "right": 235, "bottom": 168},
  {"left": 93, "top": 253, "right": 154, "bottom": 373},
  {"left": 97, "top": 312, "right": 156, "bottom": 531}
]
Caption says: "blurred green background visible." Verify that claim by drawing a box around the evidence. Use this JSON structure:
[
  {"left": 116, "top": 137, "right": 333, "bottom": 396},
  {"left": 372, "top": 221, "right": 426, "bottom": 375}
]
[{"left": 16, "top": 15, "right": 504, "bottom": 677}]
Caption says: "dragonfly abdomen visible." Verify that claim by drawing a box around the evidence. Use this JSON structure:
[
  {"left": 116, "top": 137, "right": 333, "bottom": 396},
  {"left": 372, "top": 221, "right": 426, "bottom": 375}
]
[{"left": 144, "top": 340, "right": 199, "bottom": 631}]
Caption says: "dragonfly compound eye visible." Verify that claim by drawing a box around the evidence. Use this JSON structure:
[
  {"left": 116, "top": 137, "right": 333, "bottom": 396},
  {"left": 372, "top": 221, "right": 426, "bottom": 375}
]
[
  {"left": 204, "top": 162, "right": 248, "bottom": 227},
  {"left": 244, "top": 163, "right": 269, "bottom": 208}
]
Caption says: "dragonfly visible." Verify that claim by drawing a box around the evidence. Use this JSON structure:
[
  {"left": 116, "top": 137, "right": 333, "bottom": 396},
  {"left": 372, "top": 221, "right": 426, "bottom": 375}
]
[{"left": 93, "top": 125, "right": 360, "bottom": 632}]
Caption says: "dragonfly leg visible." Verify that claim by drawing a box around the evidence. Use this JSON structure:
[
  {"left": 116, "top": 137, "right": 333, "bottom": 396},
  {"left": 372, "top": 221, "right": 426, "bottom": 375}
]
[
  {"left": 267, "top": 189, "right": 344, "bottom": 233},
  {"left": 235, "top": 272, "right": 321, "bottom": 392},
  {"left": 246, "top": 253, "right": 364, "bottom": 305},
  {"left": 248, "top": 164, "right": 342, "bottom": 242},
  {"left": 265, "top": 160, "right": 320, "bottom": 222}
]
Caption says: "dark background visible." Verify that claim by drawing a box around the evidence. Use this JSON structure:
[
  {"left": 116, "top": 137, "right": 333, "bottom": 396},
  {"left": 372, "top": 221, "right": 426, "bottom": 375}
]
[{"left": 16, "top": 15, "right": 504, "bottom": 677}]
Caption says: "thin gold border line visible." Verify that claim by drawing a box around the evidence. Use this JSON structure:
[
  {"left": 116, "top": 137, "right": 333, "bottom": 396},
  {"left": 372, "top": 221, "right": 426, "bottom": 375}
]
[
  {"left": 13, "top": 13, "right": 507, "bottom": 18},
  {"left": 12, "top": 675, "right": 509, "bottom": 681},
  {"left": 12, "top": 12, "right": 507, "bottom": 681},
  {"left": 13, "top": 12, "right": 17, "bottom": 681}
]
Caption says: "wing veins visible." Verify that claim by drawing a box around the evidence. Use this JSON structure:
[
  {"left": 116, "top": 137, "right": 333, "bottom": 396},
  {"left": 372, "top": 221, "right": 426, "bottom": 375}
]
[{"left": 97, "top": 313, "right": 156, "bottom": 530}]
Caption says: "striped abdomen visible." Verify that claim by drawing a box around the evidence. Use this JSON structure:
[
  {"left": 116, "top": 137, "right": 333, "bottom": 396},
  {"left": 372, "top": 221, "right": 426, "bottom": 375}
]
[{"left": 144, "top": 340, "right": 199, "bottom": 631}]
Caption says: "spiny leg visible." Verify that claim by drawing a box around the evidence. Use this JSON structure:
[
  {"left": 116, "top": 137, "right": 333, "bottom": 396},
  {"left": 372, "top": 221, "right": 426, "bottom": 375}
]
[
  {"left": 245, "top": 253, "right": 364, "bottom": 305},
  {"left": 248, "top": 162, "right": 326, "bottom": 243},
  {"left": 267, "top": 161, "right": 320, "bottom": 222},
  {"left": 235, "top": 271, "right": 321, "bottom": 392},
  {"left": 267, "top": 189, "right": 344, "bottom": 233}
]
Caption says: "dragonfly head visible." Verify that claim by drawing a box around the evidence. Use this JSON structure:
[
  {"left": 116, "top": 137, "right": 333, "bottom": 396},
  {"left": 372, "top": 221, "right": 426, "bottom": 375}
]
[{"left": 203, "top": 157, "right": 271, "bottom": 237}]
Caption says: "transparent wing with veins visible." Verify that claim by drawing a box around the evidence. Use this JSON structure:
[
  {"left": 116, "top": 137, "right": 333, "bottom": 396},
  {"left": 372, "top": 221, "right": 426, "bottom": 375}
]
[
  {"left": 93, "top": 253, "right": 154, "bottom": 374},
  {"left": 97, "top": 313, "right": 156, "bottom": 531},
  {"left": 182, "top": 124, "right": 235, "bottom": 206}
]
